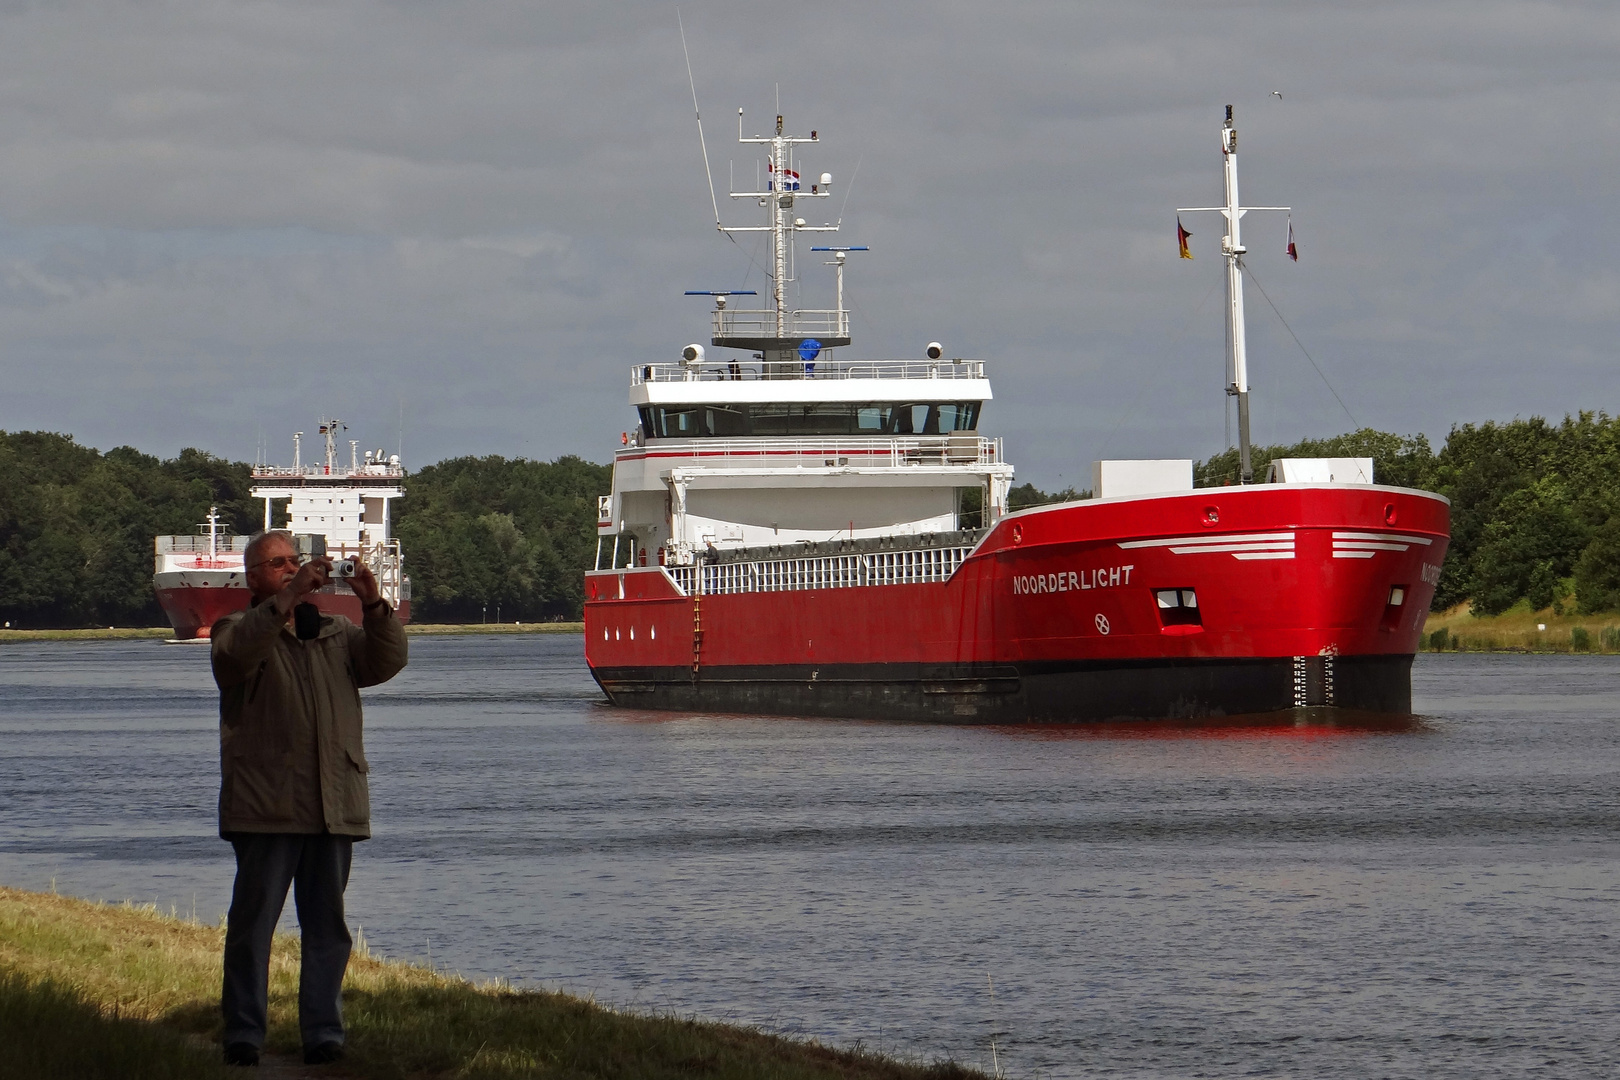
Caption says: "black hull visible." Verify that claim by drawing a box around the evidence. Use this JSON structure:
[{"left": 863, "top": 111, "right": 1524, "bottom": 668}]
[{"left": 591, "top": 654, "right": 1415, "bottom": 723}]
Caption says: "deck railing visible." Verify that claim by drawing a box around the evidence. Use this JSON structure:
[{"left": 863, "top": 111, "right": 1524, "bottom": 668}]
[
  {"left": 251, "top": 465, "right": 405, "bottom": 480},
  {"left": 155, "top": 535, "right": 252, "bottom": 553},
  {"left": 619, "top": 435, "right": 1003, "bottom": 467},
  {"left": 712, "top": 307, "right": 849, "bottom": 341},
  {"left": 631, "top": 359, "right": 988, "bottom": 384},
  {"left": 662, "top": 545, "right": 973, "bottom": 597}
]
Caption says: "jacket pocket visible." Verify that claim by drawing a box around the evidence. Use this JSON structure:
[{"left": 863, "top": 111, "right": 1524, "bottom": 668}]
[
  {"left": 245, "top": 660, "right": 268, "bottom": 705},
  {"left": 341, "top": 747, "right": 371, "bottom": 826},
  {"left": 224, "top": 750, "right": 294, "bottom": 823}
]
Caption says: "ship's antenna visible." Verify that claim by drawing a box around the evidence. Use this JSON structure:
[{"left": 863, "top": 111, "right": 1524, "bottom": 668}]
[
  {"left": 836, "top": 154, "right": 862, "bottom": 227},
  {"left": 678, "top": 11, "right": 721, "bottom": 229}
]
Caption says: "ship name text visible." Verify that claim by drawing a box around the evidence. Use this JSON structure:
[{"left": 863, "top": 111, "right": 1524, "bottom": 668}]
[{"left": 1013, "top": 565, "right": 1134, "bottom": 596}]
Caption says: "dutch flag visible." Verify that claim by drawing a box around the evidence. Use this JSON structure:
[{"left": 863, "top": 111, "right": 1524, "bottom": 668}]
[{"left": 768, "top": 162, "right": 800, "bottom": 192}]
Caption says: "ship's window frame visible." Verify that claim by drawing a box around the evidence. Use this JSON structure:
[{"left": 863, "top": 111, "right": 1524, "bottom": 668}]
[
  {"left": 637, "top": 401, "right": 983, "bottom": 439},
  {"left": 1154, "top": 587, "right": 1202, "bottom": 627}
]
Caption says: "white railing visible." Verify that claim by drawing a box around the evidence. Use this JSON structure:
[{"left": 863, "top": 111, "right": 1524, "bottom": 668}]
[
  {"left": 156, "top": 535, "right": 251, "bottom": 554},
  {"left": 661, "top": 546, "right": 974, "bottom": 597},
  {"left": 712, "top": 308, "right": 849, "bottom": 341},
  {"left": 619, "top": 435, "right": 1003, "bottom": 466},
  {"left": 251, "top": 465, "right": 405, "bottom": 480},
  {"left": 631, "top": 359, "right": 988, "bottom": 384}
]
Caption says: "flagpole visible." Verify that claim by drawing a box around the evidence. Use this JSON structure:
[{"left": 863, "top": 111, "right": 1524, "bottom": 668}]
[{"left": 1221, "top": 107, "right": 1255, "bottom": 484}]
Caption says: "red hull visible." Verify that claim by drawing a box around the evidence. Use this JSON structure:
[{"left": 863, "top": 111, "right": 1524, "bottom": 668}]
[
  {"left": 583, "top": 485, "right": 1450, "bottom": 721},
  {"left": 155, "top": 585, "right": 412, "bottom": 639}
]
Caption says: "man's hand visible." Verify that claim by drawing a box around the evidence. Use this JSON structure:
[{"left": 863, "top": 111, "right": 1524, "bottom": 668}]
[
  {"left": 350, "top": 557, "right": 383, "bottom": 608},
  {"left": 274, "top": 557, "right": 332, "bottom": 615}
]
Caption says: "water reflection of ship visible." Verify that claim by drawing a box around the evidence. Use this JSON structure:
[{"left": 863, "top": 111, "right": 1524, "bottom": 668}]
[{"left": 152, "top": 420, "right": 411, "bottom": 640}]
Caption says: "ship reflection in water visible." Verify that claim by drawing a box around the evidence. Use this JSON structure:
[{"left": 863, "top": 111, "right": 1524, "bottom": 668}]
[
  {"left": 3, "top": 636, "right": 1616, "bottom": 1079},
  {"left": 993, "top": 708, "right": 1430, "bottom": 740}
]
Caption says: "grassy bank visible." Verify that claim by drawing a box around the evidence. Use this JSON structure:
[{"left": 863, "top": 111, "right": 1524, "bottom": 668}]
[
  {"left": 0, "top": 626, "right": 173, "bottom": 642},
  {"left": 1421, "top": 603, "right": 1620, "bottom": 654},
  {"left": 0, "top": 886, "right": 978, "bottom": 1079}
]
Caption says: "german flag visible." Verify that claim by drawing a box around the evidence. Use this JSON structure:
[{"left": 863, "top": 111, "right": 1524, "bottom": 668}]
[{"left": 1177, "top": 217, "right": 1193, "bottom": 259}]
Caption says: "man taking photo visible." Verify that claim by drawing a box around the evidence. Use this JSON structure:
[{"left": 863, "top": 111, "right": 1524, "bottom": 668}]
[{"left": 211, "top": 530, "right": 408, "bottom": 1067}]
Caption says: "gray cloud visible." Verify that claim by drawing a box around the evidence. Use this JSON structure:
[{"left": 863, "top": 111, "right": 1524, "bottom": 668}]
[{"left": 0, "top": 0, "right": 1616, "bottom": 485}]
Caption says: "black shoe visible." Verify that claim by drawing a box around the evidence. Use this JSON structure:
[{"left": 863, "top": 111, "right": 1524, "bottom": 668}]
[
  {"left": 223, "top": 1042, "right": 260, "bottom": 1067},
  {"left": 303, "top": 1041, "right": 345, "bottom": 1065}
]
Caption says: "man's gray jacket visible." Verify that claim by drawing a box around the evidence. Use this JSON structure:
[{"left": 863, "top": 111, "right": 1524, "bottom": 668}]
[{"left": 211, "top": 599, "right": 408, "bottom": 839}]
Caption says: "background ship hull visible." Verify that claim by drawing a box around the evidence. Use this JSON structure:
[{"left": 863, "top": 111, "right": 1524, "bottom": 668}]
[
  {"left": 155, "top": 576, "right": 412, "bottom": 639},
  {"left": 584, "top": 485, "right": 1449, "bottom": 722}
]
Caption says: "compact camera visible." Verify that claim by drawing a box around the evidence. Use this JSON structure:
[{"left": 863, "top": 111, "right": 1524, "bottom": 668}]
[{"left": 328, "top": 558, "right": 356, "bottom": 579}]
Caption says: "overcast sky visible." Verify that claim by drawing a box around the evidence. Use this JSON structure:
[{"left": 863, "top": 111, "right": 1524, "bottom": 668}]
[{"left": 0, "top": 0, "right": 1614, "bottom": 487}]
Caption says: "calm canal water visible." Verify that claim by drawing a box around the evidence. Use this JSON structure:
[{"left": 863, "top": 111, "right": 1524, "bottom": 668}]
[{"left": 2, "top": 636, "right": 1616, "bottom": 1078}]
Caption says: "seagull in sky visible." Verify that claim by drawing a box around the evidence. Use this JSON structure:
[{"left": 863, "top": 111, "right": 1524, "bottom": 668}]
[{"left": 1272, "top": 91, "right": 1283, "bottom": 100}]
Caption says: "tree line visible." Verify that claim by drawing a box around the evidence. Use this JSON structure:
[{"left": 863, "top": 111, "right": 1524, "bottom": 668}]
[
  {"left": 3, "top": 415, "right": 1618, "bottom": 626},
  {"left": 0, "top": 431, "right": 609, "bottom": 627}
]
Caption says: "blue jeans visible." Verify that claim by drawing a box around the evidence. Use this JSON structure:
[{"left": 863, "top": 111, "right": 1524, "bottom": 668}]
[{"left": 221, "top": 833, "right": 354, "bottom": 1050}]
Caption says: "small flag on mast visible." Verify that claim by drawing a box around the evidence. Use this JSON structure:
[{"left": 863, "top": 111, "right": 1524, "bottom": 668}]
[
  {"left": 1286, "top": 218, "right": 1298, "bottom": 262},
  {"left": 1177, "top": 216, "right": 1193, "bottom": 259}
]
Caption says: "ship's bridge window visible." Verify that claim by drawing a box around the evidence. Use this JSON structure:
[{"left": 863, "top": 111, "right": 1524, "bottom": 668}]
[{"left": 636, "top": 402, "right": 982, "bottom": 439}]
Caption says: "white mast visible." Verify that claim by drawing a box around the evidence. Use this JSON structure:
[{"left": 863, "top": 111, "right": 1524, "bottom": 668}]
[
  {"left": 203, "top": 505, "right": 221, "bottom": 558},
  {"left": 1179, "top": 105, "right": 1290, "bottom": 484},
  {"left": 724, "top": 109, "right": 840, "bottom": 375}
]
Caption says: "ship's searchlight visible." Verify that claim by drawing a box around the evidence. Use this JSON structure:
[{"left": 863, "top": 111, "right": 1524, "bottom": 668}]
[
  {"left": 682, "top": 343, "right": 705, "bottom": 365},
  {"left": 926, "top": 342, "right": 944, "bottom": 360}
]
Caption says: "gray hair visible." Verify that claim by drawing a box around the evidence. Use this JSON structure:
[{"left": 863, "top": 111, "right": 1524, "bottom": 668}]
[{"left": 243, "top": 529, "right": 295, "bottom": 568}]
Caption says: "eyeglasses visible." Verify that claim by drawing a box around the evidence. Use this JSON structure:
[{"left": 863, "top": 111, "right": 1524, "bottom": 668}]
[{"left": 248, "top": 555, "right": 304, "bottom": 571}]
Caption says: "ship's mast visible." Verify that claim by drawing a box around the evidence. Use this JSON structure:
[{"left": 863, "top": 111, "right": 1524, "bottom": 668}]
[
  {"left": 202, "top": 505, "right": 221, "bottom": 558},
  {"left": 718, "top": 110, "right": 842, "bottom": 375},
  {"left": 1179, "top": 105, "right": 1290, "bottom": 484},
  {"left": 1220, "top": 109, "right": 1253, "bottom": 484}
]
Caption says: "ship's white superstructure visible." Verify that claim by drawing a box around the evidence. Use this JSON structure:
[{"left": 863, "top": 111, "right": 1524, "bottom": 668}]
[
  {"left": 249, "top": 420, "right": 408, "bottom": 608},
  {"left": 598, "top": 111, "right": 1013, "bottom": 570}
]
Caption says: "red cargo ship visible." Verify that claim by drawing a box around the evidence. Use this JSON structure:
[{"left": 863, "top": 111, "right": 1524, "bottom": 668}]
[
  {"left": 153, "top": 421, "right": 411, "bottom": 639},
  {"left": 583, "top": 107, "right": 1450, "bottom": 721}
]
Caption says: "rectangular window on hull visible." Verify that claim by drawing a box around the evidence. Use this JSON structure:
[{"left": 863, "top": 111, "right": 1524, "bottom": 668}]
[
  {"left": 637, "top": 402, "right": 983, "bottom": 439},
  {"left": 1155, "top": 588, "right": 1202, "bottom": 627}
]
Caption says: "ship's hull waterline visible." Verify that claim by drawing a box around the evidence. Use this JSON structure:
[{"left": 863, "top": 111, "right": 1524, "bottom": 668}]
[{"left": 584, "top": 485, "right": 1449, "bottom": 723}]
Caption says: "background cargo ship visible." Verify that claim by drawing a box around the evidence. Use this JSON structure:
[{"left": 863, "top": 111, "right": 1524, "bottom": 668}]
[
  {"left": 582, "top": 105, "right": 1450, "bottom": 721},
  {"left": 153, "top": 421, "right": 411, "bottom": 639}
]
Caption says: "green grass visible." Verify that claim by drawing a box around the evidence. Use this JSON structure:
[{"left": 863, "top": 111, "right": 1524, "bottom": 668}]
[
  {"left": 0, "top": 886, "right": 981, "bottom": 1079},
  {"left": 0, "top": 970, "right": 226, "bottom": 1079},
  {"left": 1421, "top": 603, "right": 1620, "bottom": 654},
  {"left": 0, "top": 626, "right": 172, "bottom": 641}
]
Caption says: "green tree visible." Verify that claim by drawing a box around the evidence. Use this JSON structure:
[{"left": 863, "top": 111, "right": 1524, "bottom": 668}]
[
  {"left": 1468, "top": 479, "right": 1586, "bottom": 615},
  {"left": 393, "top": 454, "right": 611, "bottom": 621},
  {"left": 1194, "top": 428, "right": 1436, "bottom": 490},
  {"left": 1574, "top": 519, "right": 1620, "bottom": 614}
]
